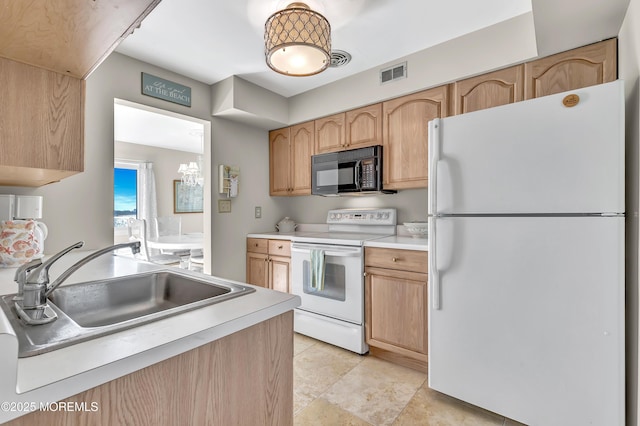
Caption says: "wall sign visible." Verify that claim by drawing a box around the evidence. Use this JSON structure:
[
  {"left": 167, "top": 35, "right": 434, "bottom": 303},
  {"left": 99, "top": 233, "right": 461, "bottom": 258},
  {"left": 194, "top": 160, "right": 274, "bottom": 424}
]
[{"left": 142, "top": 73, "right": 191, "bottom": 107}]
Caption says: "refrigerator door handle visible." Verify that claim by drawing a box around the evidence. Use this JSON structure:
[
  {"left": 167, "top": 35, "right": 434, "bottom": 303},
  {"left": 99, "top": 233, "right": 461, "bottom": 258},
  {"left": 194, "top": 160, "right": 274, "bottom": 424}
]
[
  {"left": 428, "top": 119, "right": 440, "bottom": 215},
  {"left": 429, "top": 216, "right": 441, "bottom": 310}
]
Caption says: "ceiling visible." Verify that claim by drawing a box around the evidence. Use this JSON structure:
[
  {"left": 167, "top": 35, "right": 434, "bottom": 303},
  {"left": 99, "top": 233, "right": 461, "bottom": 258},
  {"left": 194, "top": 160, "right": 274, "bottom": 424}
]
[
  {"left": 114, "top": 101, "right": 205, "bottom": 153},
  {"left": 113, "top": 0, "right": 630, "bottom": 148},
  {"left": 115, "top": 0, "right": 630, "bottom": 99}
]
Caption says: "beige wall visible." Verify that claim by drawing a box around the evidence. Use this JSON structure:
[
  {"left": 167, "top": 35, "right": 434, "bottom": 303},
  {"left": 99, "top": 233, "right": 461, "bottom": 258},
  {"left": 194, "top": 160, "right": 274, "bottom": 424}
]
[
  {"left": 114, "top": 142, "right": 204, "bottom": 234},
  {"left": 618, "top": 0, "right": 640, "bottom": 423}
]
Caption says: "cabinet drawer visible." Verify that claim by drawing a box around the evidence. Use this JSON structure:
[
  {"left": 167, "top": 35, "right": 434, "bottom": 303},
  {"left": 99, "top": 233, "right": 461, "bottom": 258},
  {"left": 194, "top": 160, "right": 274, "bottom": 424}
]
[
  {"left": 365, "top": 247, "right": 428, "bottom": 273},
  {"left": 247, "top": 238, "right": 268, "bottom": 254},
  {"left": 268, "top": 240, "right": 291, "bottom": 257}
]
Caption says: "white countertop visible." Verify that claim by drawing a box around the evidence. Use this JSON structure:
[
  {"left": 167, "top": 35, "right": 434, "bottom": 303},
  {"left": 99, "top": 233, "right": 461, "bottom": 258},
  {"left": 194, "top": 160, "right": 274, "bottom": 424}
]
[
  {"left": 0, "top": 251, "right": 299, "bottom": 423},
  {"left": 248, "top": 225, "right": 428, "bottom": 251},
  {"left": 365, "top": 235, "right": 429, "bottom": 251}
]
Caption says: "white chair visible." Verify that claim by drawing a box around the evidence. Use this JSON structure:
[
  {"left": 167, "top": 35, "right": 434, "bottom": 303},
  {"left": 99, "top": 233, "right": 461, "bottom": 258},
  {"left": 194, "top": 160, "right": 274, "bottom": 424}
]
[
  {"left": 154, "top": 216, "right": 181, "bottom": 237},
  {"left": 128, "top": 218, "right": 181, "bottom": 266},
  {"left": 189, "top": 248, "right": 204, "bottom": 272},
  {"left": 154, "top": 216, "right": 190, "bottom": 257}
]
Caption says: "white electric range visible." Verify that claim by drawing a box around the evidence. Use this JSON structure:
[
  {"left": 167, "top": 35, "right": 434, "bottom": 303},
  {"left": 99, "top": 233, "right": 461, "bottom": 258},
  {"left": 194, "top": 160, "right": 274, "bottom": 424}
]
[{"left": 290, "top": 208, "right": 397, "bottom": 354}]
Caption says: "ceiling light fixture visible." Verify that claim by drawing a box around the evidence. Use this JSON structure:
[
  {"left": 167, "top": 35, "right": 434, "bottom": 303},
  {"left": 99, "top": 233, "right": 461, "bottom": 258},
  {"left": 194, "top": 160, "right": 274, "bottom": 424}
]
[
  {"left": 178, "top": 156, "right": 203, "bottom": 187},
  {"left": 264, "top": 2, "right": 331, "bottom": 77}
]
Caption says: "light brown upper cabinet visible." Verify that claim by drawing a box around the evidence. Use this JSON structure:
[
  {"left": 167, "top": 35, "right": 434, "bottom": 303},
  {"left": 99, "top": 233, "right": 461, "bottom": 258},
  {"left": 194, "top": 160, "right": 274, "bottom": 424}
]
[
  {"left": 315, "top": 113, "right": 345, "bottom": 154},
  {"left": 269, "top": 121, "right": 314, "bottom": 196},
  {"left": 382, "top": 86, "right": 449, "bottom": 190},
  {"left": 0, "top": 0, "right": 161, "bottom": 187},
  {"left": 0, "top": 57, "right": 84, "bottom": 187},
  {"left": 345, "top": 103, "right": 383, "bottom": 150},
  {"left": 525, "top": 38, "right": 616, "bottom": 99},
  {"left": 453, "top": 65, "right": 524, "bottom": 115},
  {"left": 0, "top": 0, "right": 161, "bottom": 79}
]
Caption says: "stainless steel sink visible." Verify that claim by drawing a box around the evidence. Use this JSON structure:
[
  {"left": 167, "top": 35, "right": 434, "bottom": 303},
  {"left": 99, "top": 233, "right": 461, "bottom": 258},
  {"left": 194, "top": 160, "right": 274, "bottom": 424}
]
[{"left": 0, "top": 270, "right": 255, "bottom": 357}]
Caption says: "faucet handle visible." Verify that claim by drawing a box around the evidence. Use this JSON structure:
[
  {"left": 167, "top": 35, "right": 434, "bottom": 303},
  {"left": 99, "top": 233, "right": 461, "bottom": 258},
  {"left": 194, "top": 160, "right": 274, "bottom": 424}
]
[
  {"left": 13, "top": 258, "right": 43, "bottom": 301},
  {"left": 14, "top": 258, "right": 43, "bottom": 282},
  {"left": 26, "top": 241, "right": 85, "bottom": 286}
]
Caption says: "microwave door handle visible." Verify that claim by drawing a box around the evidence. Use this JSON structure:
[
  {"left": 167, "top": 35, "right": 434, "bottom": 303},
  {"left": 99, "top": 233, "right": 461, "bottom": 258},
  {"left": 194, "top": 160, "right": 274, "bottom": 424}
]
[{"left": 354, "top": 160, "right": 362, "bottom": 190}]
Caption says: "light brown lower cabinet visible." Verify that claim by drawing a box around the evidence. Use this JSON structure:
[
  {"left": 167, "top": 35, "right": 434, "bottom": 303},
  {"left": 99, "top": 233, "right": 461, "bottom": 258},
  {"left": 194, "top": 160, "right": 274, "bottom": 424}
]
[
  {"left": 5, "top": 312, "right": 294, "bottom": 426},
  {"left": 246, "top": 238, "right": 291, "bottom": 293},
  {"left": 365, "top": 247, "right": 428, "bottom": 372}
]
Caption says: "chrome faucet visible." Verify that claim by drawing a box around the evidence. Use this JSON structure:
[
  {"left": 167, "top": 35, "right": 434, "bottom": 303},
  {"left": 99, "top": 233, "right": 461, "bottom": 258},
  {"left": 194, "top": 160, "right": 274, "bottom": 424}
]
[
  {"left": 44, "top": 241, "right": 140, "bottom": 297},
  {"left": 14, "top": 241, "right": 141, "bottom": 325}
]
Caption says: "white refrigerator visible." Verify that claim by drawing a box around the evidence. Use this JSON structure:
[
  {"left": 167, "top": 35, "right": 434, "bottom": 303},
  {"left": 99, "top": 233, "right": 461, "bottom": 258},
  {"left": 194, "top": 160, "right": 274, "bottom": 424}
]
[{"left": 427, "top": 80, "right": 625, "bottom": 426}]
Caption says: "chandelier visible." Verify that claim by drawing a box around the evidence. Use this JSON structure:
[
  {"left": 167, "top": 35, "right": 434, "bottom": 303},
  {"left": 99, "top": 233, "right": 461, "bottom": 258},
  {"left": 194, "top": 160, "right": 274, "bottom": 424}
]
[
  {"left": 177, "top": 158, "right": 202, "bottom": 187},
  {"left": 264, "top": 2, "right": 331, "bottom": 77}
]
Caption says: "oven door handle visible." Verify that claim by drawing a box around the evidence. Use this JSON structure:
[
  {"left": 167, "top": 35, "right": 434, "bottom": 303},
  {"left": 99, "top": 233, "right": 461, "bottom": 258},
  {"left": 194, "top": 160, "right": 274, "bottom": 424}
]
[{"left": 291, "top": 243, "right": 362, "bottom": 258}]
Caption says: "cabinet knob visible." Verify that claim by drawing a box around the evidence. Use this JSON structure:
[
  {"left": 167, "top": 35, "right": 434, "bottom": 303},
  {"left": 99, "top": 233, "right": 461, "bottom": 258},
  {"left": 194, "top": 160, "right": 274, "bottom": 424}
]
[
  {"left": 392, "top": 257, "right": 398, "bottom": 262},
  {"left": 278, "top": 245, "right": 283, "bottom": 249},
  {"left": 255, "top": 243, "right": 259, "bottom": 247}
]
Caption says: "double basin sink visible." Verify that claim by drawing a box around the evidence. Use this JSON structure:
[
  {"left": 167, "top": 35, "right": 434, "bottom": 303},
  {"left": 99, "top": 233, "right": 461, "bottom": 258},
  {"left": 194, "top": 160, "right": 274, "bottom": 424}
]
[{"left": 0, "top": 270, "right": 255, "bottom": 357}]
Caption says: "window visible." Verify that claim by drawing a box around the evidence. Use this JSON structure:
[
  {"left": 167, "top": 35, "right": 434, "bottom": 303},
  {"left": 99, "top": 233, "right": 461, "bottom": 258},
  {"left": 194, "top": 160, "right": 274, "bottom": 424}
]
[{"left": 114, "top": 167, "right": 138, "bottom": 229}]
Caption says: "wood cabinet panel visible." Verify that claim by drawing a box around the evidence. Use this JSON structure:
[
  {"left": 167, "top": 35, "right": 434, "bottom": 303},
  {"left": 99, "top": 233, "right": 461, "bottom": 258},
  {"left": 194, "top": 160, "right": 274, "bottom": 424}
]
[
  {"left": 270, "top": 122, "right": 313, "bottom": 196},
  {"left": 315, "top": 113, "right": 345, "bottom": 153},
  {"left": 6, "top": 312, "right": 294, "bottom": 426},
  {"left": 269, "top": 128, "right": 291, "bottom": 196},
  {"left": 382, "top": 86, "right": 449, "bottom": 189},
  {"left": 246, "top": 238, "right": 291, "bottom": 293},
  {"left": 525, "top": 38, "right": 616, "bottom": 99},
  {"left": 0, "top": 0, "right": 161, "bottom": 79},
  {"left": 0, "top": 57, "right": 84, "bottom": 186},
  {"left": 246, "top": 252, "right": 269, "bottom": 288},
  {"left": 345, "top": 103, "right": 382, "bottom": 149},
  {"left": 290, "top": 121, "right": 314, "bottom": 195},
  {"left": 247, "top": 238, "right": 268, "bottom": 254},
  {"left": 364, "top": 247, "right": 427, "bottom": 274},
  {"left": 270, "top": 255, "right": 291, "bottom": 293},
  {"left": 268, "top": 240, "right": 291, "bottom": 257},
  {"left": 453, "top": 65, "right": 524, "bottom": 115},
  {"left": 365, "top": 266, "right": 428, "bottom": 364}
]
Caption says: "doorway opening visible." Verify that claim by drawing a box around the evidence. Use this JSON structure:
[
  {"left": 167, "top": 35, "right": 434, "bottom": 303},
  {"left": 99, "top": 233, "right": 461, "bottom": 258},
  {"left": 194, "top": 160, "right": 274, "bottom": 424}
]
[{"left": 113, "top": 99, "right": 212, "bottom": 273}]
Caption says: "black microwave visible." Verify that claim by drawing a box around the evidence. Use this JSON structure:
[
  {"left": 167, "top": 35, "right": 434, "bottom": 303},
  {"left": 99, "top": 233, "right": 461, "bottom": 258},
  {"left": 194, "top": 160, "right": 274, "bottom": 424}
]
[{"left": 311, "top": 145, "right": 395, "bottom": 196}]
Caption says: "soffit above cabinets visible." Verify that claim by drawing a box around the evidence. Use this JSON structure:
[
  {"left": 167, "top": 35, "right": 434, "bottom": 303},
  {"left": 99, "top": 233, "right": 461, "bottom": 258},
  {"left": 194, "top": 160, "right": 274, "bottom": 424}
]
[{"left": 0, "top": 0, "right": 161, "bottom": 79}]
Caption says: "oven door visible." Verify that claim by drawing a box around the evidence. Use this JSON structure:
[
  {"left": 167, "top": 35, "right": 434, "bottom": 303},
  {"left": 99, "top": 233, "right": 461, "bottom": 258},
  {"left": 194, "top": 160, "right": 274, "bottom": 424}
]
[{"left": 291, "top": 242, "right": 363, "bottom": 324}]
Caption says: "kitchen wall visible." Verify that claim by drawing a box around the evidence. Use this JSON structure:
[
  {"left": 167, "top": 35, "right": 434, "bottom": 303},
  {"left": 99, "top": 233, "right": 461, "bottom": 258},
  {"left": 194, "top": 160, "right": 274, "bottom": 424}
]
[
  {"left": 210, "top": 117, "right": 288, "bottom": 280},
  {"left": 114, "top": 141, "right": 204, "bottom": 234},
  {"left": 618, "top": 1, "right": 640, "bottom": 423}
]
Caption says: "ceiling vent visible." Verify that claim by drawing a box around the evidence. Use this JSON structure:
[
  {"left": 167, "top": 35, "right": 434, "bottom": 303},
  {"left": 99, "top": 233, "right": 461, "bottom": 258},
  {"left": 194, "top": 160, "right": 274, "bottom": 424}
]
[
  {"left": 330, "top": 50, "right": 352, "bottom": 68},
  {"left": 380, "top": 62, "right": 407, "bottom": 84}
]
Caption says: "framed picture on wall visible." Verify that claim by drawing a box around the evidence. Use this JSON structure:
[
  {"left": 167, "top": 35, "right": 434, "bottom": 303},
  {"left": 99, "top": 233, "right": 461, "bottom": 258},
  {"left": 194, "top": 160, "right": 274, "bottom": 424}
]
[{"left": 173, "top": 180, "right": 203, "bottom": 213}]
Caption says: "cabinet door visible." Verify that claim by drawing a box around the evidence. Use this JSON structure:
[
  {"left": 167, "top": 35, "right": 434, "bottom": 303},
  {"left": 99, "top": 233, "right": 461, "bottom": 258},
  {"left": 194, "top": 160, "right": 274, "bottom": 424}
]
[
  {"left": 246, "top": 252, "right": 269, "bottom": 288},
  {"left": 315, "top": 113, "right": 345, "bottom": 153},
  {"left": 269, "top": 128, "right": 291, "bottom": 196},
  {"left": 0, "top": 57, "right": 84, "bottom": 186},
  {"left": 365, "top": 266, "right": 428, "bottom": 362},
  {"left": 383, "top": 85, "right": 449, "bottom": 189},
  {"left": 453, "top": 65, "right": 524, "bottom": 115},
  {"left": 525, "top": 38, "right": 616, "bottom": 99},
  {"left": 345, "top": 103, "right": 382, "bottom": 149},
  {"left": 289, "top": 121, "right": 314, "bottom": 195},
  {"left": 269, "top": 255, "right": 291, "bottom": 293}
]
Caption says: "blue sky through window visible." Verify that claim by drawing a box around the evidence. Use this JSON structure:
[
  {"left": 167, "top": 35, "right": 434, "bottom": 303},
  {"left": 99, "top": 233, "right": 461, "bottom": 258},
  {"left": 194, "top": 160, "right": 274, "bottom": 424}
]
[{"left": 114, "top": 168, "right": 137, "bottom": 213}]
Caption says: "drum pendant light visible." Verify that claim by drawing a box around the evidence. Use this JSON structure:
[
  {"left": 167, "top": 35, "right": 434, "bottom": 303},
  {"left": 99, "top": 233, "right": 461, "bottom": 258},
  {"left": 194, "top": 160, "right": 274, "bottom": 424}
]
[{"left": 264, "top": 2, "right": 331, "bottom": 76}]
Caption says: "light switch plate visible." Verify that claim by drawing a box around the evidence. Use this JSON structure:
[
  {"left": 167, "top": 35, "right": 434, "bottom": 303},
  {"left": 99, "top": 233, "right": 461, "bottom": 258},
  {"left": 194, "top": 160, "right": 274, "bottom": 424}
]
[
  {"left": 218, "top": 199, "right": 231, "bottom": 213},
  {"left": 255, "top": 206, "right": 262, "bottom": 218}
]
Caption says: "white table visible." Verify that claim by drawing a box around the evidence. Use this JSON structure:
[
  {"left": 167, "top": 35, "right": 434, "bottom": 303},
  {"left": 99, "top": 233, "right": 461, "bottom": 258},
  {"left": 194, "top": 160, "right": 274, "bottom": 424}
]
[{"left": 146, "top": 233, "right": 204, "bottom": 251}]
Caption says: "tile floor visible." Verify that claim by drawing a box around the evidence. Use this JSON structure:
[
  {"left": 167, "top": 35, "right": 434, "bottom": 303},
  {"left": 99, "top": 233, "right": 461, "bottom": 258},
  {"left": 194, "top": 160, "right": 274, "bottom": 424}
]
[{"left": 293, "top": 333, "right": 527, "bottom": 426}]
